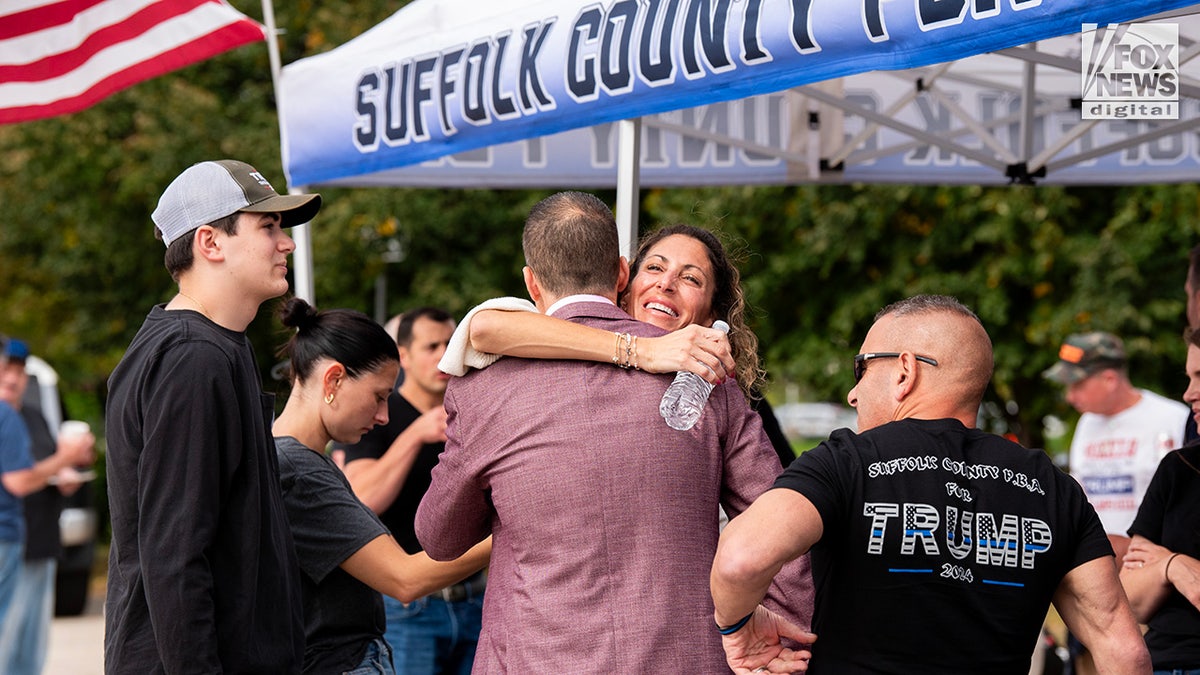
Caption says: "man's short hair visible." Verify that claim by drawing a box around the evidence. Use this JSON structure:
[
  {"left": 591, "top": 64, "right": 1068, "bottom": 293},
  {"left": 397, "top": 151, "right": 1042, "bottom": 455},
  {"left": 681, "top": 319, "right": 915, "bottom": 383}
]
[
  {"left": 876, "top": 294, "right": 982, "bottom": 325},
  {"left": 877, "top": 295, "right": 994, "bottom": 403},
  {"left": 522, "top": 191, "right": 620, "bottom": 297},
  {"left": 162, "top": 212, "right": 239, "bottom": 282},
  {"left": 395, "top": 307, "right": 454, "bottom": 348}
]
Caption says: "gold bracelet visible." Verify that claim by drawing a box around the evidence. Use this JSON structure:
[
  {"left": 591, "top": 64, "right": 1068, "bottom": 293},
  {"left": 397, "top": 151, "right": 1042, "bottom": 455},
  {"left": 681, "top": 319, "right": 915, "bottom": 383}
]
[
  {"left": 630, "top": 334, "right": 639, "bottom": 370},
  {"left": 615, "top": 332, "right": 633, "bottom": 369},
  {"left": 612, "top": 331, "right": 623, "bottom": 366}
]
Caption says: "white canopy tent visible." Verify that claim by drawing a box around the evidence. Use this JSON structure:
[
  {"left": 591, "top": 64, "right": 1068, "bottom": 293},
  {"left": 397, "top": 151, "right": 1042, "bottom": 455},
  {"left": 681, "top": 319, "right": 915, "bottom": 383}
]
[{"left": 275, "top": 0, "right": 1200, "bottom": 300}]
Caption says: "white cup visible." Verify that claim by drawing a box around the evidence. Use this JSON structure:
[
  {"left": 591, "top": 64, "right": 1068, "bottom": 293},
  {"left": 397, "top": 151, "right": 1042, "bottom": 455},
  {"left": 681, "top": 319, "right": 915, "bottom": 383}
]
[{"left": 59, "top": 420, "right": 91, "bottom": 439}]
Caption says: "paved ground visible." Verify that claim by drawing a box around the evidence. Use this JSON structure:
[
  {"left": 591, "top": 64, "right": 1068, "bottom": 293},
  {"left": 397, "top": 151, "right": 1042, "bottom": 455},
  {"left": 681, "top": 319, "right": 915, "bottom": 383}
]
[
  {"left": 42, "top": 589, "right": 1062, "bottom": 674},
  {"left": 46, "top": 593, "right": 103, "bottom": 674}
]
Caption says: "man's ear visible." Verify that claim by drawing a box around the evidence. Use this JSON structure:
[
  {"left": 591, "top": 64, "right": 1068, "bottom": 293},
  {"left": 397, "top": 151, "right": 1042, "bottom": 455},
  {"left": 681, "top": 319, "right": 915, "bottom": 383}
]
[
  {"left": 193, "top": 225, "right": 224, "bottom": 262},
  {"left": 615, "top": 257, "right": 630, "bottom": 294},
  {"left": 893, "top": 352, "right": 919, "bottom": 401},
  {"left": 523, "top": 266, "right": 542, "bottom": 304}
]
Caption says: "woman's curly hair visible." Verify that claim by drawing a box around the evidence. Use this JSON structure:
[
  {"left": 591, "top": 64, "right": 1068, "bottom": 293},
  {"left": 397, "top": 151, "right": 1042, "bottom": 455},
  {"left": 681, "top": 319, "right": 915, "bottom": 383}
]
[{"left": 622, "top": 224, "right": 764, "bottom": 400}]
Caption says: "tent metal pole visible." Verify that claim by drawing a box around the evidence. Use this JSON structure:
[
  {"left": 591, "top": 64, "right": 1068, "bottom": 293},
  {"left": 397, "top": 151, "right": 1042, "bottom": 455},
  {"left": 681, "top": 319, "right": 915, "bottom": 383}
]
[
  {"left": 802, "top": 84, "right": 1008, "bottom": 170},
  {"left": 823, "top": 62, "right": 952, "bottom": 167},
  {"left": 924, "top": 85, "right": 1018, "bottom": 164},
  {"left": 290, "top": 221, "right": 316, "bottom": 304},
  {"left": 263, "top": 0, "right": 315, "bottom": 302},
  {"left": 644, "top": 118, "right": 812, "bottom": 164},
  {"left": 615, "top": 118, "right": 641, "bottom": 261},
  {"left": 1026, "top": 119, "right": 1098, "bottom": 174},
  {"left": 1018, "top": 43, "right": 1037, "bottom": 164},
  {"left": 1045, "top": 116, "right": 1200, "bottom": 174}
]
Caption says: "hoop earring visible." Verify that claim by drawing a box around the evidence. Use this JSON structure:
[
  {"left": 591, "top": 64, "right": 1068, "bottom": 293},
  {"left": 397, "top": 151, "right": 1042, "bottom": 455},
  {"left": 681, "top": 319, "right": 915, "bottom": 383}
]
[{"left": 324, "top": 392, "right": 335, "bottom": 405}]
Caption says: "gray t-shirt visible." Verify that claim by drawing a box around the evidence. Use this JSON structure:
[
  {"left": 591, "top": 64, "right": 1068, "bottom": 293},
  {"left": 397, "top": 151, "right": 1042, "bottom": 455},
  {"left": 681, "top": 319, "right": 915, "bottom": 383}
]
[{"left": 276, "top": 436, "right": 389, "bottom": 674}]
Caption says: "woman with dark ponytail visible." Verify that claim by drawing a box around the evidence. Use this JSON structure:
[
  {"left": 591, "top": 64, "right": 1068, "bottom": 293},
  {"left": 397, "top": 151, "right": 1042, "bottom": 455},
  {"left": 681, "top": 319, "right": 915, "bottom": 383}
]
[{"left": 272, "top": 297, "right": 490, "bottom": 675}]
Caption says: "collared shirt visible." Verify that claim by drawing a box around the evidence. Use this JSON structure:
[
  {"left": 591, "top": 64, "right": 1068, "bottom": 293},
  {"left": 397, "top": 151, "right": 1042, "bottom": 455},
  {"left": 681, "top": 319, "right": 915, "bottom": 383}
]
[{"left": 546, "top": 294, "right": 614, "bottom": 317}]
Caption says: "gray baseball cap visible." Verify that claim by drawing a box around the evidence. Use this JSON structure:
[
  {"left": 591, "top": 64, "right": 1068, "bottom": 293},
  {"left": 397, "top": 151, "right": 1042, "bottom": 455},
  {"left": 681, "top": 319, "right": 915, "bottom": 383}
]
[{"left": 151, "top": 160, "right": 321, "bottom": 246}]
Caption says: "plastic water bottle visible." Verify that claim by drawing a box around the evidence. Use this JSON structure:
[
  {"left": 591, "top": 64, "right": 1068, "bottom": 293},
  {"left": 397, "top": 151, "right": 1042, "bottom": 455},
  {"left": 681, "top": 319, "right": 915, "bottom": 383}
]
[{"left": 659, "top": 320, "right": 730, "bottom": 430}]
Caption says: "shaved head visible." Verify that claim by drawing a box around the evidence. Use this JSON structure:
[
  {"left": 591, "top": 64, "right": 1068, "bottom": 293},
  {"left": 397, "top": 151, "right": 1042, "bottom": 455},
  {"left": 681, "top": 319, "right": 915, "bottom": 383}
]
[{"left": 874, "top": 295, "right": 994, "bottom": 408}]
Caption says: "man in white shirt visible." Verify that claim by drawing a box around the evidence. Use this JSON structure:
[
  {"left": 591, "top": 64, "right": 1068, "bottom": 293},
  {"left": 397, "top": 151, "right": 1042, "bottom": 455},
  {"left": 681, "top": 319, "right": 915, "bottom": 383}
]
[
  {"left": 1044, "top": 331, "right": 1188, "bottom": 675},
  {"left": 1044, "top": 332, "right": 1188, "bottom": 556}
]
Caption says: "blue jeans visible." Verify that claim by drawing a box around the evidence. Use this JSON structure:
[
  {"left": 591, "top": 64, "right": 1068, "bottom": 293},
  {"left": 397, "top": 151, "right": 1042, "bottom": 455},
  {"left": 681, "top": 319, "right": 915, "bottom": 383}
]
[
  {"left": 345, "top": 637, "right": 395, "bottom": 675},
  {"left": 0, "top": 558, "right": 56, "bottom": 675},
  {"left": 383, "top": 592, "right": 482, "bottom": 675},
  {"left": 0, "top": 541, "right": 23, "bottom": 628},
  {"left": 1154, "top": 670, "right": 1200, "bottom": 675}
]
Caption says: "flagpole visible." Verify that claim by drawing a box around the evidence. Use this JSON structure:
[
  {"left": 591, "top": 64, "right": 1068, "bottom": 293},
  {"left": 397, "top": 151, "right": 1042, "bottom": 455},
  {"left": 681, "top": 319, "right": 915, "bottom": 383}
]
[{"left": 262, "top": 0, "right": 316, "bottom": 303}]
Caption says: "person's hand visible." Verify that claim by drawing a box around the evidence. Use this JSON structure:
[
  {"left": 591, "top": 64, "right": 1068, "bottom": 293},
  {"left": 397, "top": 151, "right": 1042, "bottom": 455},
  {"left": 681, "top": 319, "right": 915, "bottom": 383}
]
[
  {"left": 54, "top": 467, "right": 87, "bottom": 495},
  {"left": 410, "top": 406, "right": 449, "bottom": 444},
  {"left": 639, "top": 324, "right": 736, "bottom": 383},
  {"left": 721, "top": 605, "right": 816, "bottom": 674},
  {"left": 57, "top": 429, "right": 96, "bottom": 468},
  {"left": 1123, "top": 538, "right": 1171, "bottom": 570}
]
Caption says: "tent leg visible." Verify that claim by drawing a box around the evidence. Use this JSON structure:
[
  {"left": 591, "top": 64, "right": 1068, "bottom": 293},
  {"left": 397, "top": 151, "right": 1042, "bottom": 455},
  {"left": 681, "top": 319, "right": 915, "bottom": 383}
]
[
  {"left": 615, "top": 118, "right": 641, "bottom": 261},
  {"left": 1018, "top": 44, "right": 1037, "bottom": 165},
  {"left": 291, "top": 221, "right": 315, "bottom": 303}
]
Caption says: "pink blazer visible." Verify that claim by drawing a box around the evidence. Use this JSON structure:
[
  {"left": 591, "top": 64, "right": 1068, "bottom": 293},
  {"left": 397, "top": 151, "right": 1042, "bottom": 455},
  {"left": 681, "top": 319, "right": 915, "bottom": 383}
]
[{"left": 416, "top": 301, "right": 812, "bottom": 673}]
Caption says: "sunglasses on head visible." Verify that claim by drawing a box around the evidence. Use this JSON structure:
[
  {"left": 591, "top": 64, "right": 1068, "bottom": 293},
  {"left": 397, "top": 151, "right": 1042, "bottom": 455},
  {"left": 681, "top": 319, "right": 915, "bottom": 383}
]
[{"left": 853, "top": 352, "right": 939, "bottom": 382}]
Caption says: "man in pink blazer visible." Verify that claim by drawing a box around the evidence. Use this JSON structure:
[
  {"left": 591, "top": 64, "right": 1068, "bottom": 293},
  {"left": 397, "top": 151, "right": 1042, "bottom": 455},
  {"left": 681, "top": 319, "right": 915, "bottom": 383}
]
[{"left": 415, "top": 191, "right": 812, "bottom": 673}]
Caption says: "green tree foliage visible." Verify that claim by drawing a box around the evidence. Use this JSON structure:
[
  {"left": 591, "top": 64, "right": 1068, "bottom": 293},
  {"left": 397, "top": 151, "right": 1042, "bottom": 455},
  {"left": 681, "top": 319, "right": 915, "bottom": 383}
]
[
  {"left": 1, "top": 0, "right": 1199, "bottom": 457},
  {"left": 641, "top": 183, "right": 1200, "bottom": 447}
]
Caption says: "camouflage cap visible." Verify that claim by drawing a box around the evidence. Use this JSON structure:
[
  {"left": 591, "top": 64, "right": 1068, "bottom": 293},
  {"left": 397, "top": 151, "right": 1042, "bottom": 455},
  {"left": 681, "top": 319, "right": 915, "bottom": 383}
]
[{"left": 1042, "top": 332, "right": 1127, "bottom": 384}]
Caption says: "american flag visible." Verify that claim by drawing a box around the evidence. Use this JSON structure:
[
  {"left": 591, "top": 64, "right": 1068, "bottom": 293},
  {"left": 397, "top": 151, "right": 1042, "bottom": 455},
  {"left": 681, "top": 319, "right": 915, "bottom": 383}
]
[{"left": 0, "top": 0, "right": 265, "bottom": 125}]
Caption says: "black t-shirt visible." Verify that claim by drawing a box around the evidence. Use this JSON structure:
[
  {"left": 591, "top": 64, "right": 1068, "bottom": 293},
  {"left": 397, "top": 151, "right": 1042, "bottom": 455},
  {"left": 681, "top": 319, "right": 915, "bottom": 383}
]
[
  {"left": 774, "top": 418, "right": 1111, "bottom": 675},
  {"left": 19, "top": 406, "right": 61, "bottom": 560},
  {"left": 336, "top": 392, "right": 443, "bottom": 554},
  {"left": 1128, "top": 446, "right": 1200, "bottom": 669},
  {"left": 276, "top": 436, "right": 388, "bottom": 675}
]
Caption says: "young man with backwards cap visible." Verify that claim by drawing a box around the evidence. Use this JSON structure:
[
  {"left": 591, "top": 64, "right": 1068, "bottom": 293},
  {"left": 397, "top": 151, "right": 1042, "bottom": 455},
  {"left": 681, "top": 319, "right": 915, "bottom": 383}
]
[
  {"left": 104, "top": 160, "right": 320, "bottom": 674},
  {"left": 1043, "top": 331, "right": 1188, "bottom": 675}
]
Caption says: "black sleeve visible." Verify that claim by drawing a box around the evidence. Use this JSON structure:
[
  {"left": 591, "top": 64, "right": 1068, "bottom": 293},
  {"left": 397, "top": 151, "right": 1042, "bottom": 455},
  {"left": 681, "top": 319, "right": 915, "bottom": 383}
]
[
  {"left": 137, "top": 342, "right": 234, "bottom": 674},
  {"left": 751, "top": 395, "right": 791, "bottom": 469},
  {"left": 773, "top": 431, "right": 855, "bottom": 531},
  {"left": 277, "top": 443, "right": 388, "bottom": 583},
  {"left": 1128, "top": 451, "right": 1172, "bottom": 542}
]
